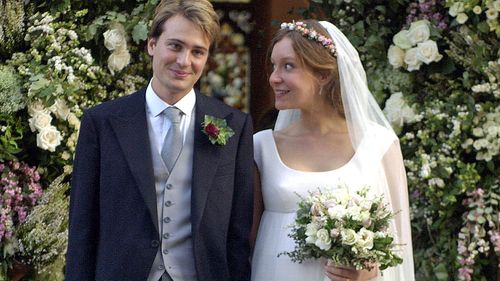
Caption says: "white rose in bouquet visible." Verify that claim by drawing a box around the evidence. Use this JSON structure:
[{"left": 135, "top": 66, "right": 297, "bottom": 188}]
[
  {"left": 407, "top": 20, "right": 430, "bottom": 45},
  {"left": 316, "top": 229, "right": 332, "bottom": 250},
  {"left": 341, "top": 229, "right": 358, "bottom": 246},
  {"left": 416, "top": 40, "right": 443, "bottom": 64},
  {"left": 387, "top": 45, "right": 405, "bottom": 69},
  {"left": 305, "top": 222, "right": 319, "bottom": 244},
  {"left": 37, "top": 126, "right": 62, "bottom": 152},
  {"left": 282, "top": 186, "right": 403, "bottom": 271},
  {"left": 108, "top": 48, "right": 131, "bottom": 75},
  {"left": 404, "top": 47, "right": 423, "bottom": 71},
  {"left": 29, "top": 111, "right": 53, "bottom": 132},
  {"left": 356, "top": 228, "right": 375, "bottom": 252}
]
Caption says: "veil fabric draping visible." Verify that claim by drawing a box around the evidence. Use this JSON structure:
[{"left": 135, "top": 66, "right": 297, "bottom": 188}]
[{"left": 274, "top": 21, "right": 415, "bottom": 281}]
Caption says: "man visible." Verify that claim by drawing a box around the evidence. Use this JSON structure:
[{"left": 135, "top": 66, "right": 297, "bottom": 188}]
[{"left": 65, "top": 1, "right": 253, "bottom": 280}]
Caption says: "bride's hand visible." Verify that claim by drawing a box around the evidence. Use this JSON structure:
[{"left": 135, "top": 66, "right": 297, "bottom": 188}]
[{"left": 324, "top": 260, "right": 378, "bottom": 281}]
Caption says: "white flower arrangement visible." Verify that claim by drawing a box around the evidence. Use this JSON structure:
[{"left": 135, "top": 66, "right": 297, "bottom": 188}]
[
  {"left": 383, "top": 92, "right": 417, "bottom": 132},
  {"left": 103, "top": 23, "right": 130, "bottom": 75},
  {"left": 387, "top": 20, "right": 442, "bottom": 72},
  {"left": 281, "top": 186, "right": 403, "bottom": 271}
]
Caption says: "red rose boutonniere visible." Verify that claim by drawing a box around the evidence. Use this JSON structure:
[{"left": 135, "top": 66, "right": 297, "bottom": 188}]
[{"left": 202, "top": 115, "right": 235, "bottom": 145}]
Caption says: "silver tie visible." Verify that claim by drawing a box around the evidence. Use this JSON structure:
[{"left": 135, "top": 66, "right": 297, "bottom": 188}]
[{"left": 161, "top": 107, "right": 183, "bottom": 172}]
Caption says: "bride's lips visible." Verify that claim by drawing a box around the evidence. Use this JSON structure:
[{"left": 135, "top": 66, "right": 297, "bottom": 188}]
[{"left": 274, "top": 89, "right": 290, "bottom": 96}]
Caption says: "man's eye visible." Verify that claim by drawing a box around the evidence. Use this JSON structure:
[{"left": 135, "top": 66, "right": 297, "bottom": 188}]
[{"left": 168, "top": 43, "right": 181, "bottom": 50}]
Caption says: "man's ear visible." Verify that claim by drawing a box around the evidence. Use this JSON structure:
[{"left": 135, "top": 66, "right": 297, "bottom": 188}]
[{"left": 147, "top": 37, "right": 156, "bottom": 56}]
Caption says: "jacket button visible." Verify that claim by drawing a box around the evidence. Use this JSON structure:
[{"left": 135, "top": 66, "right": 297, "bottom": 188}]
[{"left": 151, "top": 240, "right": 160, "bottom": 248}]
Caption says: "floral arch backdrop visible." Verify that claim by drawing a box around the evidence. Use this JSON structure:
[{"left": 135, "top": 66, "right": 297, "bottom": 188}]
[{"left": 0, "top": 0, "right": 498, "bottom": 280}]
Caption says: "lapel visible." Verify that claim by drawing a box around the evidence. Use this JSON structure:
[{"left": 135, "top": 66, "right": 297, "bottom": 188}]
[
  {"left": 191, "top": 93, "right": 233, "bottom": 231},
  {"left": 108, "top": 89, "right": 159, "bottom": 232}
]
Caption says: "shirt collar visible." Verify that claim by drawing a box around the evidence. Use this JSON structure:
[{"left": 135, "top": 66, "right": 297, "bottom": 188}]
[{"left": 145, "top": 78, "right": 196, "bottom": 117}]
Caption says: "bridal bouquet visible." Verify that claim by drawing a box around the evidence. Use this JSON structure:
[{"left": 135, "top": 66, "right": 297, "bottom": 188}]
[{"left": 282, "top": 185, "right": 403, "bottom": 271}]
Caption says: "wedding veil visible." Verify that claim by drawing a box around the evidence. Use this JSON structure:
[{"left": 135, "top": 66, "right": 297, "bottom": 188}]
[{"left": 274, "top": 21, "right": 415, "bottom": 280}]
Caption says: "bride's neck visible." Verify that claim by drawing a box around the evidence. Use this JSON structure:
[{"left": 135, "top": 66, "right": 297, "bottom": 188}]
[{"left": 298, "top": 107, "right": 348, "bottom": 135}]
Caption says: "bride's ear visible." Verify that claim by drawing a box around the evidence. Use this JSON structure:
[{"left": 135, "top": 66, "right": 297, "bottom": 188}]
[{"left": 317, "top": 70, "right": 331, "bottom": 86}]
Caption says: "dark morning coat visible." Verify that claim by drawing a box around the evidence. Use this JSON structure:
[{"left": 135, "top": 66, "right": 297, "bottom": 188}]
[{"left": 65, "top": 87, "right": 253, "bottom": 281}]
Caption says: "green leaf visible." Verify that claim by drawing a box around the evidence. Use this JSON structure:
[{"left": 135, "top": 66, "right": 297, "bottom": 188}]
[
  {"left": 434, "top": 263, "right": 449, "bottom": 280},
  {"left": 477, "top": 22, "right": 489, "bottom": 34},
  {"left": 132, "top": 22, "right": 149, "bottom": 44}
]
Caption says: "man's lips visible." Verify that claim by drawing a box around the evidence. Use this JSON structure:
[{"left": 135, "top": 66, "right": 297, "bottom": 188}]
[{"left": 171, "top": 69, "right": 191, "bottom": 78}]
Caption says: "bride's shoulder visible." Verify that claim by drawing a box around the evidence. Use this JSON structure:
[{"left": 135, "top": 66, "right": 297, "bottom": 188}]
[
  {"left": 253, "top": 129, "right": 274, "bottom": 148},
  {"left": 364, "top": 123, "right": 397, "bottom": 142}
]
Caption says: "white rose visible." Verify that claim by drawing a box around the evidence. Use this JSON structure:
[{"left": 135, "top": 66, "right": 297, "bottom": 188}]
[
  {"left": 315, "top": 229, "right": 332, "bottom": 250},
  {"left": 473, "top": 6, "right": 482, "bottom": 14},
  {"left": 103, "top": 25, "right": 127, "bottom": 51},
  {"left": 36, "top": 126, "right": 62, "bottom": 152},
  {"left": 108, "top": 48, "right": 131, "bottom": 75},
  {"left": 383, "top": 92, "right": 417, "bottom": 129},
  {"left": 28, "top": 100, "right": 49, "bottom": 116},
  {"left": 305, "top": 223, "right": 319, "bottom": 244},
  {"left": 494, "top": 1, "right": 500, "bottom": 11},
  {"left": 328, "top": 205, "right": 346, "bottom": 220},
  {"left": 456, "top": 13, "right": 469, "bottom": 24},
  {"left": 49, "top": 99, "right": 70, "bottom": 120},
  {"left": 486, "top": 9, "right": 499, "bottom": 20},
  {"left": 387, "top": 45, "right": 405, "bottom": 68},
  {"left": 416, "top": 40, "right": 443, "bottom": 64},
  {"left": 67, "top": 113, "right": 80, "bottom": 130},
  {"left": 61, "top": 151, "right": 71, "bottom": 160},
  {"left": 392, "top": 30, "right": 412, "bottom": 50},
  {"left": 341, "top": 229, "right": 358, "bottom": 246},
  {"left": 356, "top": 228, "right": 374, "bottom": 251},
  {"left": 449, "top": 2, "right": 464, "bottom": 17},
  {"left": 407, "top": 20, "right": 430, "bottom": 45},
  {"left": 404, "top": 47, "right": 423, "bottom": 71},
  {"left": 29, "top": 111, "right": 53, "bottom": 132}
]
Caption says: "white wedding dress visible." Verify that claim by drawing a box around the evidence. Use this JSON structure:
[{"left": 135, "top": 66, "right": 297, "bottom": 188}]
[{"left": 251, "top": 128, "right": 411, "bottom": 281}]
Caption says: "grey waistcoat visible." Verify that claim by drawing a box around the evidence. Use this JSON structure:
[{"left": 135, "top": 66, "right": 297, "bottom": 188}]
[{"left": 147, "top": 112, "right": 196, "bottom": 281}]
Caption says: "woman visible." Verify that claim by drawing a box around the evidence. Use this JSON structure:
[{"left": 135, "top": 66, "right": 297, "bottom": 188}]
[{"left": 250, "top": 20, "right": 415, "bottom": 281}]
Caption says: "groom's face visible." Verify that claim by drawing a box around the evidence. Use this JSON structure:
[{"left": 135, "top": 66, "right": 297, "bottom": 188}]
[{"left": 148, "top": 14, "right": 210, "bottom": 102}]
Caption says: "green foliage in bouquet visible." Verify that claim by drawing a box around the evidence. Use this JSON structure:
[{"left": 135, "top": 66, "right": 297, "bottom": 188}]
[{"left": 282, "top": 186, "right": 403, "bottom": 271}]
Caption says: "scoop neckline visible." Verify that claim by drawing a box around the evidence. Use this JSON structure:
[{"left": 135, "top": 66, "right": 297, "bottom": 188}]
[{"left": 267, "top": 129, "right": 359, "bottom": 174}]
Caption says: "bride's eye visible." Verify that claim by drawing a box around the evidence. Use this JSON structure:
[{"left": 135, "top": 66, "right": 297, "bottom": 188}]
[{"left": 284, "top": 63, "right": 294, "bottom": 70}]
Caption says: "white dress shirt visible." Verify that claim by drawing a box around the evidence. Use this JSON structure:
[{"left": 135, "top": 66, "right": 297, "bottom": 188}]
[{"left": 145, "top": 79, "right": 196, "bottom": 154}]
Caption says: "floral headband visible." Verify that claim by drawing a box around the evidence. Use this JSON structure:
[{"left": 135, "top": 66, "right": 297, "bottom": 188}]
[{"left": 280, "top": 21, "right": 337, "bottom": 57}]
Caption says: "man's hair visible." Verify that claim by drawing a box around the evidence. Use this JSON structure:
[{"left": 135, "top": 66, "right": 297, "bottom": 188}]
[
  {"left": 149, "top": 0, "right": 220, "bottom": 49},
  {"left": 268, "top": 20, "right": 343, "bottom": 116}
]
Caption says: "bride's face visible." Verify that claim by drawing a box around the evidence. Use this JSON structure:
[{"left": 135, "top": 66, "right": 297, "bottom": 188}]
[{"left": 269, "top": 37, "right": 321, "bottom": 111}]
